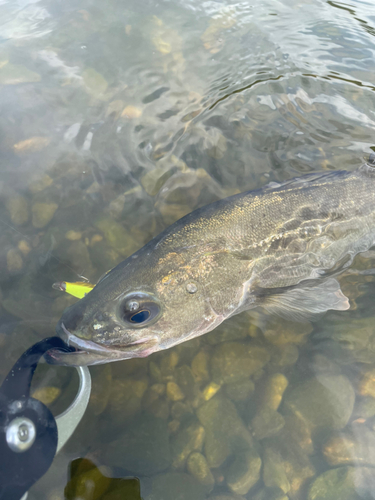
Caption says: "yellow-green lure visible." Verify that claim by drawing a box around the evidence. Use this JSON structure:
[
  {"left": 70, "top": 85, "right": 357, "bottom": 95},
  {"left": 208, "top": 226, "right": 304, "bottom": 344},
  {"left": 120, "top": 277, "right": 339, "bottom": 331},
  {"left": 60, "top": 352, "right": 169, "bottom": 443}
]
[{"left": 52, "top": 281, "right": 95, "bottom": 299}]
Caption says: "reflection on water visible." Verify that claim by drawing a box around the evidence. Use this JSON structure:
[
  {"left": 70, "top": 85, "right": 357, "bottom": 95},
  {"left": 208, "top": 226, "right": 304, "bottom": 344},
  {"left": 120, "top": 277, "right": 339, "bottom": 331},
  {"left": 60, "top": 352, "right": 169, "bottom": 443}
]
[{"left": 0, "top": 0, "right": 375, "bottom": 498}]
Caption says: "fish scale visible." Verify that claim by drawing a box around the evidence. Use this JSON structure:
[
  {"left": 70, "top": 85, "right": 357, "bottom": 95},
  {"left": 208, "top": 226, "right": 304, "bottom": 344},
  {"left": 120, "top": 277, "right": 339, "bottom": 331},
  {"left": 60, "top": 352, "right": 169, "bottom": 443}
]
[{"left": 47, "top": 163, "right": 375, "bottom": 366}]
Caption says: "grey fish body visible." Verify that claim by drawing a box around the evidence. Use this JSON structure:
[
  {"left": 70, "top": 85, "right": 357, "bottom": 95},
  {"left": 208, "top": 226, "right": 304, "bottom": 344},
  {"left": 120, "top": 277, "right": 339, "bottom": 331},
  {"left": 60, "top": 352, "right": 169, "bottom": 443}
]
[{"left": 48, "top": 164, "right": 375, "bottom": 366}]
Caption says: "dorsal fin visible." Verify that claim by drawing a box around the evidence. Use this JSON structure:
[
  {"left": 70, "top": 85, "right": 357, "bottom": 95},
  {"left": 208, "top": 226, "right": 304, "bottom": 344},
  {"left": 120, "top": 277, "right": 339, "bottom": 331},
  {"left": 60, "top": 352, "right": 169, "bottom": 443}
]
[{"left": 262, "top": 170, "right": 349, "bottom": 193}]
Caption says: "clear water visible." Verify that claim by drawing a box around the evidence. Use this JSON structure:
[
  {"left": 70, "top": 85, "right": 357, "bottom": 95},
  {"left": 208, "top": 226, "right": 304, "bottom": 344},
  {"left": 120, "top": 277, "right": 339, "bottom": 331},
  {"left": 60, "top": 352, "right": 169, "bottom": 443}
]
[{"left": 0, "top": 0, "right": 375, "bottom": 498}]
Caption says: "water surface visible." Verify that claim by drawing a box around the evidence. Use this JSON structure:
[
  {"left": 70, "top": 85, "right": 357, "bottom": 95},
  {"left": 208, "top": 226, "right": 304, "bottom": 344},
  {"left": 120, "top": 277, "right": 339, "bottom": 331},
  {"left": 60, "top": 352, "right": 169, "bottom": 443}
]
[{"left": 1, "top": 0, "right": 375, "bottom": 499}]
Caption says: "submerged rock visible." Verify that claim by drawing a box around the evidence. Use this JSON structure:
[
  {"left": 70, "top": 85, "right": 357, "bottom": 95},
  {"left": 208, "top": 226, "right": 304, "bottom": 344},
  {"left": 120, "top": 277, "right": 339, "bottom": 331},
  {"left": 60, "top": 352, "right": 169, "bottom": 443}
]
[
  {"left": 358, "top": 368, "right": 375, "bottom": 397},
  {"left": 6, "top": 195, "right": 29, "bottom": 225},
  {"left": 262, "top": 448, "right": 290, "bottom": 493},
  {"left": 353, "top": 396, "right": 375, "bottom": 420},
  {"left": 263, "top": 438, "right": 315, "bottom": 499},
  {"left": 82, "top": 67, "right": 108, "bottom": 96},
  {"left": 307, "top": 466, "right": 375, "bottom": 500},
  {"left": 104, "top": 415, "right": 171, "bottom": 475},
  {"left": 202, "top": 382, "right": 222, "bottom": 401},
  {"left": 271, "top": 344, "right": 299, "bottom": 368},
  {"left": 209, "top": 496, "right": 245, "bottom": 500},
  {"left": 187, "top": 452, "right": 215, "bottom": 490},
  {"left": 191, "top": 349, "right": 210, "bottom": 383},
  {"left": 0, "top": 63, "right": 40, "bottom": 84},
  {"left": 260, "top": 373, "right": 289, "bottom": 412},
  {"left": 283, "top": 375, "right": 355, "bottom": 433},
  {"left": 263, "top": 318, "right": 313, "bottom": 346},
  {"left": 323, "top": 426, "right": 375, "bottom": 467},
  {"left": 32, "top": 202, "right": 58, "bottom": 228},
  {"left": 89, "top": 364, "right": 112, "bottom": 416},
  {"left": 171, "top": 421, "right": 205, "bottom": 469},
  {"left": 148, "top": 472, "right": 207, "bottom": 500},
  {"left": 166, "top": 382, "right": 185, "bottom": 401},
  {"left": 6, "top": 248, "right": 23, "bottom": 272},
  {"left": 224, "top": 379, "right": 255, "bottom": 402},
  {"left": 211, "top": 342, "right": 270, "bottom": 385},
  {"left": 226, "top": 449, "right": 261, "bottom": 495},
  {"left": 250, "top": 487, "right": 288, "bottom": 500},
  {"left": 13, "top": 137, "right": 50, "bottom": 154},
  {"left": 95, "top": 216, "right": 142, "bottom": 257},
  {"left": 107, "top": 377, "right": 148, "bottom": 424},
  {"left": 31, "top": 386, "right": 61, "bottom": 406},
  {"left": 196, "top": 394, "right": 256, "bottom": 468},
  {"left": 251, "top": 408, "right": 285, "bottom": 440}
]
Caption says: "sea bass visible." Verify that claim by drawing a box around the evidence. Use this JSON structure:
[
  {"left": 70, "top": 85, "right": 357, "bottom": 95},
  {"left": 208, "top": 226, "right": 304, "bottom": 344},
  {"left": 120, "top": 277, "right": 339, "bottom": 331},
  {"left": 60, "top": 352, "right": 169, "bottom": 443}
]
[{"left": 47, "top": 162, "right": 375, "bottom": 366}]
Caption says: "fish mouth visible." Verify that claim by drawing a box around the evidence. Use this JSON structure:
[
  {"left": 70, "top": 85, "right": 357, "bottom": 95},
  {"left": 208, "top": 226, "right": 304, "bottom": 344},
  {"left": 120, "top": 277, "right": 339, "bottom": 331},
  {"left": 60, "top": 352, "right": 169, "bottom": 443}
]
[{"left": 45, "top": 322, "right": 159, "bottom": 366}]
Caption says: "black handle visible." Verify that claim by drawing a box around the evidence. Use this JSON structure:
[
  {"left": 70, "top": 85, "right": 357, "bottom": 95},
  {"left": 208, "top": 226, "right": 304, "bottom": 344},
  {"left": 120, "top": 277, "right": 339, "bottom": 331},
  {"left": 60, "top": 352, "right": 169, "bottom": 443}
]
[{"left": 0, "top": 337, "right": 74, "bottom": 500}]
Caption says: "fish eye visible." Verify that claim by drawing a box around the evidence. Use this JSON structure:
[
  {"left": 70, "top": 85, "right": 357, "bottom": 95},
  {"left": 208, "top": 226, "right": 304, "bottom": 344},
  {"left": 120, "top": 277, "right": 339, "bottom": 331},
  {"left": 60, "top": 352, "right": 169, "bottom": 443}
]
[{"left": 119, "top": 292, "right": 161, "bottom": 328}]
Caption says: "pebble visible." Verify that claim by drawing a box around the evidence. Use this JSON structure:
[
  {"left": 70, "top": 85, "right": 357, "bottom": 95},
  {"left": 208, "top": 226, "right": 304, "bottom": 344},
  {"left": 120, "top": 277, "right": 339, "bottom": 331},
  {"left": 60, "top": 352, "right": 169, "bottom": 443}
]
[
  {"left": 263, "top": 318, "right": 313, "bottom": 345},
  {"left": 90, "top": 234, "right": 103, "bottom": 245},
  {"left": 171, "top": 421, "right": 205, "bottom": 469},
  {"left": 88, "top": 365, "right": 112, "bottom": 416},
  {"left": 0, "top": 63, "right": 40, "bottom": 85},
  {"left": 251, "top": 408, "right": 285, "bottom": 440},
  {"left": 211, "top": 341, "right": 270, "bottom": 385},
  {"left": 7, "top": 248, "right": 23, "bottom": 272},
  {"left": 187, "top": 452, "right": 215, "bottom": 489},
  {"left": 149, "top": 472, "right": 207, "bottom": 500},
  {"left": 226, "top": 449, "right": 261, "bottom": 495},
  {"left": 307, "top": 466, "right": 375, "bottom": 500},
  {"left": 13, "top": 137, "right": 50, "bottom": 154},
  {"left": 224, "top": 379, "right": 255, "bottom": 402},
  {"left": 168, "top": 419, "right": 180, "bottom": 434},
  {"left": 149, "top": 361, "right": 163, "bottom": 382},
  {"left": 121, "top": 105, "right": 142, "bottom": 119},
  {"left": 31, "top": 386, "right": 61, "bottom": 406},
  {"left": 108, "top": 378, "right": 148, "bottom": 423},
  {"left": 82, "top": 68, "right": 108, "bottom": 96},
  {"left": 95, "top": 216, "right": 141, "bottom": 257},
  {"left": 260, "top": 373, "right": 288, "bottom": 412},
  {"left": 358, "top": 368, "right": 375, "bottom": 397},
  {"left": 202, "top": 382, "right": 222, "bottom": 401},
  {"left": 171, "top": 401, "right": 192, "bottom": 420},
  {"left": 6, "top": 195, "right": 29, "bottom": 225},
  {"left": 32, "top": 202, "right": 58, "bottom": 228},
  {"left": 283, "top": 374, "right": 355, "bottom": 433},
  {"left": 64, "top": 462, "right": 111, "bottom": 500},
  {"left": 160, "top": 351, "right": 179, "bottom": 377},
  {"left": 167, "top": 382, "right": 185, "bottom": 401},
  {"left": 353, "top": 396, "right": 375, "bottom": 420},
  {"left": 176, "top": 365, "right": 196, "bottom": 400},
  {"left": 148, "top": 398, "right": 170, "bottom": 420},
  {"left": 250, "top": 487, "right": 288, "bottom": 500},
  {"left": 196, "top": 394, "right": 255, "bottom": 468},
  {"left": 271, "top": 344, "right": 299, "bottom": 367},
  {"left": 106, "top": 99, "right": 124, "bottom": 119},
  {"left": 65, "top": 230, "right": 82, "bottom": 241},
  {"left": 28, "top": 174, "right": 53, "bottom": 193},
  {"left": 322, "top": 427, "right": 375, "bottom": 466},
  {"left": 191, "top": 349, "right": 210, "bottom": 382},
  {"left": 104, "top": 415, "right": 171, "bottom": 475},
  {"left": 140, "top": 165, "right": 173, "bottom": 196},
  {"left": 262, "top": 448, "right": 290, "bottom": 493},
  {"left": 18, "top": 240, "right": 31, "bottom": 256}
]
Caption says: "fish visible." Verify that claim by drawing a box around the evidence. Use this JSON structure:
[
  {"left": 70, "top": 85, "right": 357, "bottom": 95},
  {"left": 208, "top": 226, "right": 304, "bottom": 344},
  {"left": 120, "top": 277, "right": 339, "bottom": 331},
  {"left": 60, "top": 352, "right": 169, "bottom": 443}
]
[{"left": 46, "top": 161, "right": 375, "bottom": 366}]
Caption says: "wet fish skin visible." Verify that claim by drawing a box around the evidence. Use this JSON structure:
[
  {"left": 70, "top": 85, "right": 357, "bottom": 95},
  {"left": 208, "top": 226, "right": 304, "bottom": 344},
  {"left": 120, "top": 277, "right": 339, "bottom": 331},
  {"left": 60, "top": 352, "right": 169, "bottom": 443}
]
[{"left": 48, "top": 163, "right": 375, "bottom": 366}]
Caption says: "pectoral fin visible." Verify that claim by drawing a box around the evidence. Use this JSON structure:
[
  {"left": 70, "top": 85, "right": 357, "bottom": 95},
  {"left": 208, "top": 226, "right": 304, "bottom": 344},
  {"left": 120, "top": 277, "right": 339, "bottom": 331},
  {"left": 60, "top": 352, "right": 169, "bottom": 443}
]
[{"left": 260, "top": 278, "right": 350, "bottom": 322}]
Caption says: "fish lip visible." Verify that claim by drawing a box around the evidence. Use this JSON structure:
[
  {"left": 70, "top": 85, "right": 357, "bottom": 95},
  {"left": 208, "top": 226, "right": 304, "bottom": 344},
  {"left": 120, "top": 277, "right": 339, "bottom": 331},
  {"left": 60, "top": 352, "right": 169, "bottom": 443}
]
[
  {"left": 56, "top": 322, "right": 157, "bottom": 357},
  {"left": 59, "top": 322, "right": 116, "bottom": 355}
]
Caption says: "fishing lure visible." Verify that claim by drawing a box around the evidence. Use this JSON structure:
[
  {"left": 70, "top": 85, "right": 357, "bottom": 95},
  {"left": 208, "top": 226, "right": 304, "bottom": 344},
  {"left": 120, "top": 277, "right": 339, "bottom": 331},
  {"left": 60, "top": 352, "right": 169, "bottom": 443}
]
[{"left": 52, "top": 281, "right": 95, "bottom": 299}]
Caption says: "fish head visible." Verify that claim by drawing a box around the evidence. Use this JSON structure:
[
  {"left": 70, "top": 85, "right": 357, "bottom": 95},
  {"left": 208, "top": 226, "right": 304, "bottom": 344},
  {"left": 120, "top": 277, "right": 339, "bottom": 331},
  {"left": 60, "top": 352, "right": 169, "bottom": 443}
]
[{"left": 46, "top": 241, "right": 225, "bottom": 366}]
